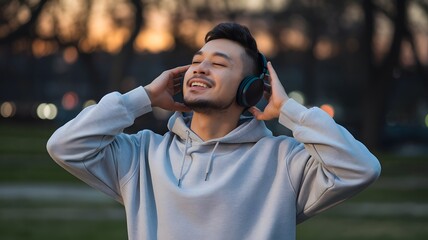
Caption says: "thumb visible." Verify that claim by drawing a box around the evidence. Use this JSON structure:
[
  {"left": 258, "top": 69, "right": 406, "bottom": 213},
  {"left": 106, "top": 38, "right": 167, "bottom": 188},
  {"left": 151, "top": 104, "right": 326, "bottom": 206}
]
[{"left": 248, "top": 106, "right": 265, "bottom": 120}]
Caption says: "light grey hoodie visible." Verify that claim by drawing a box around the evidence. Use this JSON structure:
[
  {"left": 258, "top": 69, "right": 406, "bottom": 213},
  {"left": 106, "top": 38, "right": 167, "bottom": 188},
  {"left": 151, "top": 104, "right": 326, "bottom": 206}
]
[{"left": 47, "top": 86, "right": 381, "bottom": 240}]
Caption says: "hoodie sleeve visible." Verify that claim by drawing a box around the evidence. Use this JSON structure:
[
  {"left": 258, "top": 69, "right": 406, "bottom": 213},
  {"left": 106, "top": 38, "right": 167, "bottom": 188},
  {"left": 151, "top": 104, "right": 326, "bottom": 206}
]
[
  {"left": 46, "top": 86, "right": 152, "bottom": 203},
  {"left": 278, "top": 98, "right": 381, "bottom": 223}
]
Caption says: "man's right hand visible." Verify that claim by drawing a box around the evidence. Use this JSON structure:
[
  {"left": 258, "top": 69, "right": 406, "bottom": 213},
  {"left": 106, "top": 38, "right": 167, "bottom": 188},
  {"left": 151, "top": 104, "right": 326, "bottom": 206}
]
[{"left": 144, "top": 65, "right": 191, "bottom": 112}]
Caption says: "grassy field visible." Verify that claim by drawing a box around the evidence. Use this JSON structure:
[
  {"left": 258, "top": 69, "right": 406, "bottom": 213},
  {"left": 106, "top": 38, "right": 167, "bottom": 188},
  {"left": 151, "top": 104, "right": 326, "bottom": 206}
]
[{"left": 1, "top": 121, "right": 427, "bottom": 239}]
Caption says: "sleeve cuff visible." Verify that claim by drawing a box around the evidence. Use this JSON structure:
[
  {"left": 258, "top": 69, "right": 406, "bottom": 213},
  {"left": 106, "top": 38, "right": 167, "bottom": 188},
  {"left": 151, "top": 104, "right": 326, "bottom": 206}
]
[
  {"left": 122, "top": 86, "right": 152, "bottom": 119},
  {"left": 278, "top": 98, "right": 308, "bottom": 131}
]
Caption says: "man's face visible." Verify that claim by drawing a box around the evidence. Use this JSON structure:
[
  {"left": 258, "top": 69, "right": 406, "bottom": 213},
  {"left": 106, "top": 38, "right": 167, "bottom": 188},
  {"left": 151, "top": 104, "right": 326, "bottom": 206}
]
[{"left": 182, "top": 39, "right": 247, "bottom": 113}]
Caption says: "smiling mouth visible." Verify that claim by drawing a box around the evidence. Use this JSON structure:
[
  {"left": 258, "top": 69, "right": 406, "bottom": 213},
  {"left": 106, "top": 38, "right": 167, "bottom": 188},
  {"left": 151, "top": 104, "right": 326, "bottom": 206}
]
[
  {"left": 188, "top": 76, "right": 213, "bottom": 89},
  {"left": 191, "top": 82, "right": 209, "bottom": 88}
]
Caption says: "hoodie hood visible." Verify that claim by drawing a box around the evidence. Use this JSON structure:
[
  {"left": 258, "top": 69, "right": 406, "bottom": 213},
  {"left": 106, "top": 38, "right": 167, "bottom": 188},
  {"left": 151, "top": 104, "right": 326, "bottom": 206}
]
[{"left": 167, "top": 111, "right": 273, "bottom": 144}]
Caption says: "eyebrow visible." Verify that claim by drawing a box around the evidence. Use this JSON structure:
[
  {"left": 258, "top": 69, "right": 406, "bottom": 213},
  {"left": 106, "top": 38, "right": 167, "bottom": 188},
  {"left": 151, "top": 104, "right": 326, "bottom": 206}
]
[{"left": 194, "top": 51, "right": 233, "bottom": 62}]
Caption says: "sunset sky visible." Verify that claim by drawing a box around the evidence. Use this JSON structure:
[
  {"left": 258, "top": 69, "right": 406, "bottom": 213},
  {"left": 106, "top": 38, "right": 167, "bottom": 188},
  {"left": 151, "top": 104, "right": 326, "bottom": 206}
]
[{"left": 2, "top": 0, "right": 427, "bottom": 65}]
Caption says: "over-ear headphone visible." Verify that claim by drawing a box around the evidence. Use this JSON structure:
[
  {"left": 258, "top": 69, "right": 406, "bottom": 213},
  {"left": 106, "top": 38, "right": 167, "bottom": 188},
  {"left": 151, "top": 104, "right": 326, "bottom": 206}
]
[{"left": 236, "top": 52, "right": 268, "bottom": 108}]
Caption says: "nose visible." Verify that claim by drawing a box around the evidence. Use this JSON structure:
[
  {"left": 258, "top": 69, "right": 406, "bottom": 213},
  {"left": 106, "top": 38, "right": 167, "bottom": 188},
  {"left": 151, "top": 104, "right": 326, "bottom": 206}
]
[{"left": 193, "top": 61, "right": 209, "bottom": 75}]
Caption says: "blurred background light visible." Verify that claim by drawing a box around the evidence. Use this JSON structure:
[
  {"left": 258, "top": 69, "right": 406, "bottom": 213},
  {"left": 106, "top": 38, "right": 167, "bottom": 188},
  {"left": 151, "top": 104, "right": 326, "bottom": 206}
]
[
  {"left": 62, "top": 91, "right": 79, "bottom": 110},
  {"left": 288, "top": 91, "right": 305, "bottom": 105},
  {"left": 320, "top": 103, "right": 335, "bottom": 118},
  {"left": 255, "top": 31, "right": 276, "bottom": 56},
  {"left": 314, "top": 37, "right": 335, "bottom": 60},
  {"left": 83, "top": 99, "right": 97, "bottom": 108},
  {"left": 63, "top": 46, "right": 78, "bottom": 64},
  {"left": 0, "top": 101, "right": 16, "bottom": 118},
  {"left": 32, "top": 39, "right": 58, "bottom": 58},
  {"left": 134, "top": 8, "right": 174, "bottom": 53},
  {"left": 425, "top": 114, "right": 428, "bottom": 128},
  {"left": 36, "top": 103, "right": 58, "bottom": 120},
  {"left": 280, "top": 28, "right": 310, "bottom": 51}
]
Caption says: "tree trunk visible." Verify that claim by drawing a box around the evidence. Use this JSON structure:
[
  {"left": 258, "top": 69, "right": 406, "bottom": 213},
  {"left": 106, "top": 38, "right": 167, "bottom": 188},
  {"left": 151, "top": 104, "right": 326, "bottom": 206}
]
[{"left": 361, "top": 0, "right": 407, "bottom": 150}]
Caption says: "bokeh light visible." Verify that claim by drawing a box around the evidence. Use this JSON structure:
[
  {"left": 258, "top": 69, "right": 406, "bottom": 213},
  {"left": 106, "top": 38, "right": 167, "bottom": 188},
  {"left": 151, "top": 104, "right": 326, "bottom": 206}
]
[
  {"left": 255, "top": 31, "right": 276, "bottom": 57},
  {"left": 32, "top": 39, "right": 58, "bottom": 58},
  {"left": 63, "top": 46, "right": 78, "bottom": 64},
  {"left": 288, "top": 91, "right": 305, "bottom": 105},
  {"left": 83, "top": 99, "right": 97, "bottom": 108},
  {"left": 320, "top": 104, "right": 335, "bottom": 118},
  {"left": 0, "top": 101, "right": 16, "bottom": 118},
  {"left": 425, "top": 114, "right": 428, "bottom": 128},
  {"left": 314, "top": 37, "right": 335, "bottom": 60},
  {"left": 62, "top": 91, "right": 79, "bottom": 110},
  {"left": 36, "top": 103, "right": 58, "bottom": 120},
  {"left": 280, "top": 28, "right": 310, "bottom": 51}
]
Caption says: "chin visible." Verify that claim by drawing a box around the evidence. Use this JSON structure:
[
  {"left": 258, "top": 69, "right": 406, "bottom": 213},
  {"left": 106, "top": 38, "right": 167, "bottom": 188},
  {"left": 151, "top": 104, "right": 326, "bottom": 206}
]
[{"left": 183, "top": 98, "right": 235, "bottom": 113}]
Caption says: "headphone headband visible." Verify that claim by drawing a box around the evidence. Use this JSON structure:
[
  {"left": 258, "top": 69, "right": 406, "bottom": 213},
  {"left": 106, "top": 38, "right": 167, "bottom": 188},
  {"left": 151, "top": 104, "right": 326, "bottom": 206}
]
[{"left": 258, "top": 52, "right": 268, "bottom": 80}]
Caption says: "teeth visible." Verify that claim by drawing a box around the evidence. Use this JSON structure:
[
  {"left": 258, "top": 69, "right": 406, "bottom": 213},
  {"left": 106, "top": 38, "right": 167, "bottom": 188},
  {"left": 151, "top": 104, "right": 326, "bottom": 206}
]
[{"left": 191, "top": 82, "right": 208, "bottom": 88}]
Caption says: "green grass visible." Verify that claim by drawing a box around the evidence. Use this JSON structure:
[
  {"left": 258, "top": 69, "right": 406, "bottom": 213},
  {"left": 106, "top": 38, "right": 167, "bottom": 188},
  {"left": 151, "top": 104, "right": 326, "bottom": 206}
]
[
  {"left": 0, "top": 219, "right": 127, "bottom": 240},
  {"left": 297, "top": 215, "right": 428, "bottom": 240},
  {"left": 350, "top": 187, "right": 428, "bottom": 203},
  {"left": 0, "top": 153, "right": 79, "bottom": 182},
  {"left": 1, "top": 121, "right": 428, "bottom": 239},
  {"left": 0, "top": 122, "right": 54, "bottom": 154},
  {"left": 375, "top": 153, "right": 428, "bottom": 177},
  {"left": 0, "top": 122, "right": 79, "bottom": 182},
  {"left": 2, "top": 217, "right": 425, "bottom": 240}
]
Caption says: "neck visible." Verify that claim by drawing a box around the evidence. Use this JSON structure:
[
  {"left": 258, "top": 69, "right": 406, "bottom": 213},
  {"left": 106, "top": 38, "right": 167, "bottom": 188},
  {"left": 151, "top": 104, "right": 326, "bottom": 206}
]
[{"left": 190, "top": 109, "right": 242, "bottom": 141}]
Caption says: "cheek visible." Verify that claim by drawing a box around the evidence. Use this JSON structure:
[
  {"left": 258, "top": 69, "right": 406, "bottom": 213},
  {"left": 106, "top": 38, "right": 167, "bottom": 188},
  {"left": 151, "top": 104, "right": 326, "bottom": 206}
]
[
  {"left": 184, "top": 68, "right": 192, "bottom": 81},
  {"left": 221, "top": 76, "right": 243, "bottom": 96},
  {"left": 182, "top": 69, "right": 193, "bottom": 89},
  {"left": 230, "top": 71, "right": 245, "bottom": 90}
]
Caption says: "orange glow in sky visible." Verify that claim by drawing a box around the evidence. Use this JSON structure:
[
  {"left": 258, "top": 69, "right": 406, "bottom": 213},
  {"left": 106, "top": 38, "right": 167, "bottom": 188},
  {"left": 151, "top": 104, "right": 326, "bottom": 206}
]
[
  {"left": 134, "top": 8, "right": 175, "bottom": 53},
  {"left": 5, "top": 0, "right": 424, "bottom": 65}
]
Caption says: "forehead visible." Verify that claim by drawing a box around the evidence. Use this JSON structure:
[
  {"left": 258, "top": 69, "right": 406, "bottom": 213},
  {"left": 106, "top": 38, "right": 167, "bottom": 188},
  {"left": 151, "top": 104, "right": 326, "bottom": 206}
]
[{"left": 197, "top": 39, "right": 246, "bottom": 60}]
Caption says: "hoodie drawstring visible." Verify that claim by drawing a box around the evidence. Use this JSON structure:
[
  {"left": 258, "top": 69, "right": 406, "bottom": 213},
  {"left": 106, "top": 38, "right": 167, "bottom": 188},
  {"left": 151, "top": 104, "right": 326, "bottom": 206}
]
[
  {"left": 178, "top": 130, "right": 191, "bottom": 187},
  {"left": 177, "top": 131, "right": 220, "bottom": 186},
  {"left": 205, "top": 141, "right": 220, "bottom": 181}
]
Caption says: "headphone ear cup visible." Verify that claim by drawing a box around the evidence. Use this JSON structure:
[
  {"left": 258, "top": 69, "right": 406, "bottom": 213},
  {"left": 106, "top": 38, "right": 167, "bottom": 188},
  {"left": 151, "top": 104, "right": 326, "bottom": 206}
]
[{"left": 236, "top": 76, "right": 264, "bottom": 107}]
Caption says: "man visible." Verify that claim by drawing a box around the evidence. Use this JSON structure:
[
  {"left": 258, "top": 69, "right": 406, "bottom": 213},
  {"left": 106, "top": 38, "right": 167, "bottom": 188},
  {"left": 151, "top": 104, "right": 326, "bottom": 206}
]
[{"left": 47, "top": 22, "right": 381, "bottom": 240}]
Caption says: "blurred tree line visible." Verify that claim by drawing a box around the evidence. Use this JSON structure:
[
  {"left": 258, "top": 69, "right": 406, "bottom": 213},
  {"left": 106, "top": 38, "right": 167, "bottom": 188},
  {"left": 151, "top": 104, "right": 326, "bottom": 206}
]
[{"left": 0, "top": 0, "right": 427, "bottom": 150}]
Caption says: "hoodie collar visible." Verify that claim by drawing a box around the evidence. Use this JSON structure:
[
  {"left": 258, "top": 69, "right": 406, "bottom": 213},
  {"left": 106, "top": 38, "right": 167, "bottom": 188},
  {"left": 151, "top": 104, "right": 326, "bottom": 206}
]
[{"left": 167, "top": 111, "right": 272, "bottom": 144}]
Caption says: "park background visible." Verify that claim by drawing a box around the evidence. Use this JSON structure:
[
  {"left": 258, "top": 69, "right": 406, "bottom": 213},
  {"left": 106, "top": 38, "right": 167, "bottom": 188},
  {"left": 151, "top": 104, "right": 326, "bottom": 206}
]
[{"left": 0, "top": 0, "right": 427, "bottom": 239}]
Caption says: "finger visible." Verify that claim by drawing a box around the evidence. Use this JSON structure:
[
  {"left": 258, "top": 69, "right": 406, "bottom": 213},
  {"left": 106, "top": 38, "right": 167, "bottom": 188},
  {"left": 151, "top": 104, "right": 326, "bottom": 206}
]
[
  {"left": 248, "top": 106, "right": 264, "bottom": 120},
  {"left": 266, "top": 62, "right": 281, "bottom": 87},
  {"left": 173, "top": 73, "right": 185, "bottom": 81},
  {"left": 173, "top": 78, "right": 183, "bottom": 93},
  {"left": 171, "top": 65, "right": 190, "bottom": 77},
  {"left": 173, "top": 78, "right": 183, "bottom": 85},
  {"left": 173, "top": 84, "right": 182, "bottom": 94}
]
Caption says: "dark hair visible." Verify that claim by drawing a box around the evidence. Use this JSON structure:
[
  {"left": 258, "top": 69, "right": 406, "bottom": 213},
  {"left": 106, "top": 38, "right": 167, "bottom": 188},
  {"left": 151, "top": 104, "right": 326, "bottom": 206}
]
[{"left": 204, "top": 22, "right": 260, "bottom": 76}]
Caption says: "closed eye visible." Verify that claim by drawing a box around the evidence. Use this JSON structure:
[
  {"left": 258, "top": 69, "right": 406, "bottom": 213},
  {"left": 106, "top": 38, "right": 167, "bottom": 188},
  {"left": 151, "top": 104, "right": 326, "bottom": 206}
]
[{"left": 213, "top": 62, "right": 226, "bottom": 67}]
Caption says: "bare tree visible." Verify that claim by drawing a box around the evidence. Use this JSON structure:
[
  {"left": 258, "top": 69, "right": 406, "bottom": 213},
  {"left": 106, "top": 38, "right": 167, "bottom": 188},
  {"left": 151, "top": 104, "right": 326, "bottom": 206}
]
[
  {"left": 0, "top": 0, "right": 48, "bottom": 45},
  {"left": 361, "top": 0, "right": 427, "bottom": 149}
]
